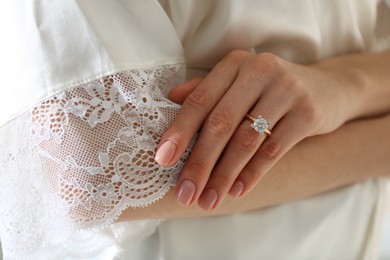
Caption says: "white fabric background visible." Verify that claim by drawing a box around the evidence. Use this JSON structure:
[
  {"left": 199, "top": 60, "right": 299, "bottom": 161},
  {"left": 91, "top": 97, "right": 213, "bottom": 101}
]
[
  {"left": 0, "top": 0, "right": 389, "bottom": 259},
  {"left": 380, "top": 181, "right": 390, "bottom": 260}
]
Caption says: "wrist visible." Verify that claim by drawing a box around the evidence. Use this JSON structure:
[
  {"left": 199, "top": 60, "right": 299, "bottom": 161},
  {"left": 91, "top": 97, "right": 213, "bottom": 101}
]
[
  {"left": 337, "top": 66, "right": 370, "bottom": 120},
  {"left": 311, "top": 59, "right": 370, "bottom": 122},
  {"left": 312, "top": 51, "right": 390, "bottom": 121}
]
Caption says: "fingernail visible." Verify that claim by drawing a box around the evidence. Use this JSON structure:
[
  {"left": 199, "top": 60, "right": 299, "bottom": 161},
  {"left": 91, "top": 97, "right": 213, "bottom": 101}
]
[
  {"left": 198, "top": 188, "right": 218, "bottom": 211},
  {"left": 229, "top": 180, "right": 244, "bottom": 198},
  {"left": 155, "top": 140, "right": 176, "bottom": 166},
  {"left": 176, "top": 179, "right": 196, "bottom": 206}
]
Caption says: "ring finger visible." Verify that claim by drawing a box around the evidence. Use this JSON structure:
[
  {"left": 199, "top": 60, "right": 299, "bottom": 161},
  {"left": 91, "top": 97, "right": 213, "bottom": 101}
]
[{"left": 197, "top": 93, "right": 292, "bottom": 210}]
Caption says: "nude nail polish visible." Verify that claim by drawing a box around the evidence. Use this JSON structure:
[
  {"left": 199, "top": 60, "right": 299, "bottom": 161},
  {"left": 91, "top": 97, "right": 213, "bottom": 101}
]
[
  {"left": 199, "top": 188, "right": 218, "bottom": 211},
  {"left": 229, "top": 180, "right": 244, "bottom": 198},
  {"left": 155, "top": 140, "right": 176, "bottom": 166},
  {"left": 176, "top": 179, "right": 196, "bottom": 206}
]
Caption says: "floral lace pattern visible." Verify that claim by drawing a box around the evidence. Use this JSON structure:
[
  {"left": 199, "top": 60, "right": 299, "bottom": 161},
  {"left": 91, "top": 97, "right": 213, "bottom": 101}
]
[{"left": 0, "top": 64, "right": 192, "bottom": 258}]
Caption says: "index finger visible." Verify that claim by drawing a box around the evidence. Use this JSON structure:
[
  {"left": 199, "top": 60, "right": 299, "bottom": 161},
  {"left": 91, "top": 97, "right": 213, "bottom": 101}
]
[{"left": 155, "top": 56, "right": 241, "bottom": 167}]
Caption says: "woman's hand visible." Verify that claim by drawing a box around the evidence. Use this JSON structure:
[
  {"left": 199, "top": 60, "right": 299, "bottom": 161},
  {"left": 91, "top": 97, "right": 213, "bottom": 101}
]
[{"left": 155, "top": 50, "right": 365, "bottom": 211}]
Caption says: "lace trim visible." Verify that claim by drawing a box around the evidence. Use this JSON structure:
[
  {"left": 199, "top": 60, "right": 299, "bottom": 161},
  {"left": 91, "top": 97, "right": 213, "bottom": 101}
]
[{"left": 0, "top": 64, "right": 192, "bottom": 258}]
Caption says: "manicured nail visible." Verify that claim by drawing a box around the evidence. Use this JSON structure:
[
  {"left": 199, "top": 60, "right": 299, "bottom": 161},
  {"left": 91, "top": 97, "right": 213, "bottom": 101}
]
[
  {"left": 198, "top": 188, "right": 218, "bottom": 211},
  {"left": 176, "top": 179, "right": 196, "bottom": 206},
  {"left": 229, "top": 180, "right": 244, "bottom": 198},
  {"left": 155, "top": 140, "right": 176, "bottom": 166}
]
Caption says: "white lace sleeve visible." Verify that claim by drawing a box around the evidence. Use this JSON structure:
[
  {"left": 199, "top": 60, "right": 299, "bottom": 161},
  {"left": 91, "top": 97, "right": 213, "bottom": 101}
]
[{"left": 0, "top": 64, "right": 192, "bottom": 259}]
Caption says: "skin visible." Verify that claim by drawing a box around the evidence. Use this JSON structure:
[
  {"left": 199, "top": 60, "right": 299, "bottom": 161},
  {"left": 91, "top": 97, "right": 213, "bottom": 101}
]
[
  {"left": 119, "top": 112, "right": 390, "bottom": 221},
  {"left": 154, "top": 50, "right": 390, "bottom": 211}
]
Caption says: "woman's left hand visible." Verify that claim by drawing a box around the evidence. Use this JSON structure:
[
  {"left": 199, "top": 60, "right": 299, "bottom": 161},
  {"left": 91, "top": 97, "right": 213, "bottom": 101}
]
[{"left": 155, "top": 50, "right": 363, "bottom": 210}]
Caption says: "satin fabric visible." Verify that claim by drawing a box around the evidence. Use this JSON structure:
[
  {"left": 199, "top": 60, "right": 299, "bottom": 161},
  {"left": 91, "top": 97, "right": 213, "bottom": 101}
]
[
  {"left": 1, "top": 0, "right": 389, "bottom": 259},
  {"left": 2, "top": 0, "right": 390, "bottom": 126}
]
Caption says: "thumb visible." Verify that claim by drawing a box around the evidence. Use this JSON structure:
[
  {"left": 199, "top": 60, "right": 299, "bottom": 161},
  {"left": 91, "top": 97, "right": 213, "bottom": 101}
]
[{"left": 168, "top": 77, "right": 203, "bottom": 105}]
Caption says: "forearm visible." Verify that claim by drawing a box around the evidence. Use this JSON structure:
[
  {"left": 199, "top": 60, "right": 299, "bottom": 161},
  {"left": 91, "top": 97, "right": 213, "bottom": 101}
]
[{"left": 118, "top": 113, "right": 390, "bottom": 221}]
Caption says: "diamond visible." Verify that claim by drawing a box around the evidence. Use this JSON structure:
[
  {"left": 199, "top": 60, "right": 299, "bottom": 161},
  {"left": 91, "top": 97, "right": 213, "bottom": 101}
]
[{"left": 250, "top": 116, "right": 271, "bottom": 135}]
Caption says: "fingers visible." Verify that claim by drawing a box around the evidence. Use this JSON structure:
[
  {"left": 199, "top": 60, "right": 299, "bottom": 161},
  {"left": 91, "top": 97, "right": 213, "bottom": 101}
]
[
  {"left": 232, "top": 112, "right": 307, "bottom": 197},
  {"left": 196, "top": 91, "right": 291, "bottom": 210},
  {"left": 196, "top": 120, "right": 265, "bottom": 210},
  {"left": 155, "top": 52, "right": 245, "bottom": 167},
  {"left": 174, "top": 68, "right": 268, "bottom": 206},
  {"left": 156, "top": 51, "right": 319, "bottom": 211}
]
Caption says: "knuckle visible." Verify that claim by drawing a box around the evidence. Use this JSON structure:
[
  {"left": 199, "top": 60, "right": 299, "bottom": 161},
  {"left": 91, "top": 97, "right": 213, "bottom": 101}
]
[
  {"left": 212, "top": 172, "right": 233, "bottom": 189},
  {"left": 245, "top": 52, "right": 284, "bottom": 81},
  {"left": 243, "top": 165, "right": 264, "bottom": 184},
  {"left": 215, "top": 50, "right": 248, "bottom": 73},
  {"left": 185, "top": 88, "right": 212, "bottom": 109},
  {"left": 256, "top": 52, "right": 284, "bottom": 71},
  {"left": 233, "top": 127, "right": 260, "bottom": 152},
  {"left": 279, "top": 73, "right": 304, "bottom": 93},
  {"left": 243, "top": 60, "right": 265, "bottom": 81},
  {"left": 300, "top": 96, "right": 321, "bottom": 123},
  {"left": 186, "top": 160, "right": 210, "bottom": 179},
  {"left": 226, "top": 49, "right": 248, "bottom": 62},
  {"left": 260, "top": 141, "right": 281, "bottom": 161},
  {"left": 204, "top": 109, "right": 233, "bottom": 136}
]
